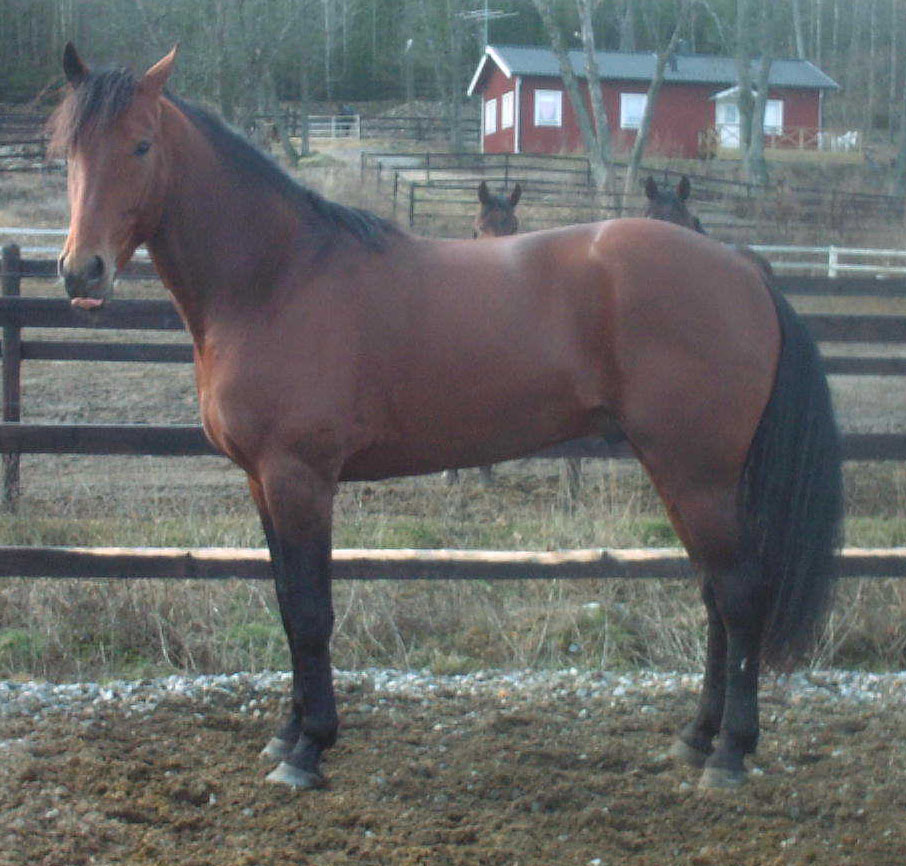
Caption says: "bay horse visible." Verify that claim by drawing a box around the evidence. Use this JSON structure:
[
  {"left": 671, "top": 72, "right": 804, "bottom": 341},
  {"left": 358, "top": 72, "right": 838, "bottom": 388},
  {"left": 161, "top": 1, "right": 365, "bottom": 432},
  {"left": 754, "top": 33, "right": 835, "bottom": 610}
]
[
  {"left": 643, "top": 174, "right": 705, "bottom": 233},
  {"left": 474, "top": 180, "right": 521, "bottom": 239},
  {"left": 444, "top": 180, "right": 524, "bottom": 485},
  {"left": 53, "top": 46, "right": 842, "bottom": 791}
]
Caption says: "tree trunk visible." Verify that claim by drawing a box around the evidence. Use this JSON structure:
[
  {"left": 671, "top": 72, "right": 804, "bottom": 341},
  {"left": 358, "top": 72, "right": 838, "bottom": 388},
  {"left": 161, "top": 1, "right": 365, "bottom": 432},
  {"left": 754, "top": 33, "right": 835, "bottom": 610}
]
[
  {"left": 792, "top": 0, "right": 807, "bottom": 59},
  {"left": 815, "top": 0, "right": 823, "bottom": 66},
  {"left": 890, "top": 0, "right": 900, "bottom": 141},
  {"left": 577, "top": 0, "right": 612, "bottom": 186},
  {"left": 735, "top": 0, "right": 770, "bottom": 187},
  {"left": 865, "top": 0, "right": 878, "bottom": 135},
  {"left": 619, "top": 0, "right": 636, "bottom": 52},
  {"left": 533, "top": 0, "right": 611, "bottom": 189},
  {"left": 623, "top": 2, "right": 691, "bottom": 205},
  {"left": 745, "top": 54, "right": 772, "bottom": 187}
]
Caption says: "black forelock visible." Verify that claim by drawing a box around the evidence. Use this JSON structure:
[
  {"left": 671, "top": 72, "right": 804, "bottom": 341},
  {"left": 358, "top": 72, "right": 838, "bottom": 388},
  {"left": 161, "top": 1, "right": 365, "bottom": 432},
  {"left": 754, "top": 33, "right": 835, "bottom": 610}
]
[{"left": 48, "top": 66, "right": 138, "bottom": 154}]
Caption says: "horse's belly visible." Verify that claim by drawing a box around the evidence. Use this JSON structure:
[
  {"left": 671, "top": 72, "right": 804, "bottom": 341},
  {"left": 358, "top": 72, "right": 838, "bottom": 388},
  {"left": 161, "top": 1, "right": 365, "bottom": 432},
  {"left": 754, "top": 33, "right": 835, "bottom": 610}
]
[{"left": 339, "top": 391, "right": 619, "bottom": 481}]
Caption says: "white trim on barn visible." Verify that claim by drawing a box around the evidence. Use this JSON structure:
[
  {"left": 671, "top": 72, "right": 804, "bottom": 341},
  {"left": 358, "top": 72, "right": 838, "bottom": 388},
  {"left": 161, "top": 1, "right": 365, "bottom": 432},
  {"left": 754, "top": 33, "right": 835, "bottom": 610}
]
[
  {"left": 466, "top": 45, "right": 513, "bottom": 97},
  {"left": 514, "top": 76, "right": 522, "bottom": 153}
]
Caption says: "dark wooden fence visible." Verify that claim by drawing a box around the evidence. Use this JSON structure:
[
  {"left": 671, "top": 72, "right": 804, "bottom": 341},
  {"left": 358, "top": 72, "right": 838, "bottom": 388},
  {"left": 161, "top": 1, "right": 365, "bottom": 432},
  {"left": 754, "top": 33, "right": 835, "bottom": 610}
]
[
  {"left": 361, "top": 152, "right": 906, "bottom": 243},
  {"left": 2, "top": 242, "right": 906, "bottom": 580},
  {"left": 252, "top": 111, "right": 480, "bottom": 145},
  {"left": 0, "top": 112, "right": 51, "bottom": 170}
]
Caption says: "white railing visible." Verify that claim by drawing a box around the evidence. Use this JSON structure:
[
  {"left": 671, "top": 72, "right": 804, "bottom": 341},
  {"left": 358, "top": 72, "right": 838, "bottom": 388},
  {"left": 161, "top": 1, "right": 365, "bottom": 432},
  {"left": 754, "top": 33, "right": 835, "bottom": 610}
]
[
  {"left": 307, "top": 115, "right": 360, "bottom": 139},
  {"left": 751, "top": 245, "right": 906, "bottom": 277},
  {"left": 0, "top": 227, "right": 151, "bottom": 259},
  {"left": 2, "top": 230, "right": 904, "bottom": 279}
]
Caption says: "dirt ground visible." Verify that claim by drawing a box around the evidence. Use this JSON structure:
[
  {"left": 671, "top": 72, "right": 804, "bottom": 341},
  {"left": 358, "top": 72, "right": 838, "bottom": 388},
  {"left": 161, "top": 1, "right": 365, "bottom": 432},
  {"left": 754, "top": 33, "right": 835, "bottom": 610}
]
[{"left": 1, "top": 676, "right": 904, "bottom": 866}]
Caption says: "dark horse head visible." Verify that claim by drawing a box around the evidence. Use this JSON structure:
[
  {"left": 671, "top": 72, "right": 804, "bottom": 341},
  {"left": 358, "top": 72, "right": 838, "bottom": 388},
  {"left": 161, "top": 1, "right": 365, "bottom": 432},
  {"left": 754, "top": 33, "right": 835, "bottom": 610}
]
[
  {"left": 474, "top": 181, "right": 521, "bottom": 238},
  {"left": 644, "top": 174, "right": 774, "bottom": 278},
  {"left": 644, "top": 175, "right": 705, "bottom": 235}
]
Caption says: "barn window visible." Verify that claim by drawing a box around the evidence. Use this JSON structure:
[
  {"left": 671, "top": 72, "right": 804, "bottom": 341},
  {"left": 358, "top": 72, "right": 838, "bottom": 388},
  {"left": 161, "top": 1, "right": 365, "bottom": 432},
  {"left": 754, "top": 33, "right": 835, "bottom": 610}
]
[
  {"left": 534, "top": 90, "right": 562, "bottom": 127},
  {"left": 501, "top": 91, "right": 515, "bottom": 130},
  {"left": 484, "top": 98, "right": 498, "bottom": 135},
  {"left": 620, "top": 93, "right": 647, "bottom": 130}
]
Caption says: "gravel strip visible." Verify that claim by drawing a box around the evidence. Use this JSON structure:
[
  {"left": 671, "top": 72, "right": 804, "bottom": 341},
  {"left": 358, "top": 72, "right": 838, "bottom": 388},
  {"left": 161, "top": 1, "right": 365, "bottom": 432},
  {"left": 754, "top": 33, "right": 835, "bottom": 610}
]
[{"left": 0, "top": 668, "right": 903, "bottom": 725}]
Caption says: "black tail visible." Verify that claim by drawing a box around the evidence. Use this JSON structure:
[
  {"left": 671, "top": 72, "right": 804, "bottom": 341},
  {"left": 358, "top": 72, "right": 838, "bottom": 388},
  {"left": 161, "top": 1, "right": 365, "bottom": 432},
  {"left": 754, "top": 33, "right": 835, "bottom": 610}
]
[{"left": 740, "top": 287, "right": 844, "bottom": 667}]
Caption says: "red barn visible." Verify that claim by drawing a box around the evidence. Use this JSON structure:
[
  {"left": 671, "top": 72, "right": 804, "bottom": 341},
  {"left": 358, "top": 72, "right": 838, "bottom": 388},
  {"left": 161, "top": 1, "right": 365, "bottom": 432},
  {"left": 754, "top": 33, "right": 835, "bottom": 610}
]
[{"left": 467, "top": 45, "right": 840, "bottom": 159}]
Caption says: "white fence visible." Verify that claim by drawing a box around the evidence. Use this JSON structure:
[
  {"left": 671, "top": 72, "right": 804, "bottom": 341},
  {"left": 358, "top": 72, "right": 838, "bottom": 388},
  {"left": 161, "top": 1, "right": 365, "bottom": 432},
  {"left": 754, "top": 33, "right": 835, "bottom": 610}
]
[
  {"left": 4, "top": 228, "right": 905, "bottom": 279},
  {"left": 0, "top": 228, "right": 151, "bottom": 259},
  {"left": 307, "top": 115, "right": 360, "bottom": 139},
  {"left": 751, "top": 245, "right": 906, "bottom": 277}
]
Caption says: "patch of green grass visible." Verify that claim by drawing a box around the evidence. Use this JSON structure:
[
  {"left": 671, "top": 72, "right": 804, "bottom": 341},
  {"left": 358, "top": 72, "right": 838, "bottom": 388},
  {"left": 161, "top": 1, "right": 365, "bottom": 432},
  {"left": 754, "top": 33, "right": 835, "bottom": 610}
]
[
  {"left": 0, "top": 627, "right": 45, "bottom": 673},
  {"left": 845, "top": 517, "right": 906, "bottom": 547}
]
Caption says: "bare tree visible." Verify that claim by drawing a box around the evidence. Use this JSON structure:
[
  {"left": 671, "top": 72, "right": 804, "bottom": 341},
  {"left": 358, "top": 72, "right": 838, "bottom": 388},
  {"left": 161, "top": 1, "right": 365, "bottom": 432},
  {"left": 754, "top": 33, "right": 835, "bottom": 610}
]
[
  {"left": 533, "top": 0, "right": 612, "bottom": 189},
  {"left": 792, "top": 0, "right": 807, "bottom": 59},
  {"left": 735, "top": 0, "right": 771, "bottom": 186},
  {"left": 619, "top": 0, "right": 637, "bottom": 51},
  {"left": 622, "top": 1, "right": 692, "bottom": 203}
]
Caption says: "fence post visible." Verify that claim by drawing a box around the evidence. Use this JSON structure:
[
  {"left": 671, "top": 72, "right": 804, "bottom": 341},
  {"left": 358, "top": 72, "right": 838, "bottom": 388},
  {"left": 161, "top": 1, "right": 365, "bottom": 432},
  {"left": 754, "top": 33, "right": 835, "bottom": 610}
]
[
  {"left": 409, "top": 183, "right": 417, "bottom": 229},
  {"left": 1, "top": 244, "right": 22, "bottom": 511},
  {"left": 828, "top": 246, "right": 838, "bottom": 278},
  {"left": 425, "top": 152, "right": 431, "bottom": 183},
  {"left": 392, "top": 170, "right": 400, "bottom": 217}
]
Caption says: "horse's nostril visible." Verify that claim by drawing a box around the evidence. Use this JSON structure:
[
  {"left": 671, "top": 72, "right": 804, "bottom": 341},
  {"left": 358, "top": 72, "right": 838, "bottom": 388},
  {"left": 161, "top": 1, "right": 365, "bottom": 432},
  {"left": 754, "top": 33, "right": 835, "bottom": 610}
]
[{"left": 86, "top": 255, "right": 105, "bottom": 281}]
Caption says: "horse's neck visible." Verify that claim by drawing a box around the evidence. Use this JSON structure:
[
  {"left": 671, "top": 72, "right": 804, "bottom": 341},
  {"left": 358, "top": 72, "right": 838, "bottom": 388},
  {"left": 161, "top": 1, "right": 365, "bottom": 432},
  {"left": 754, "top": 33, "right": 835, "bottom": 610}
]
[{"left": 146, "top": 103, "right": 299, "bottom": 342}]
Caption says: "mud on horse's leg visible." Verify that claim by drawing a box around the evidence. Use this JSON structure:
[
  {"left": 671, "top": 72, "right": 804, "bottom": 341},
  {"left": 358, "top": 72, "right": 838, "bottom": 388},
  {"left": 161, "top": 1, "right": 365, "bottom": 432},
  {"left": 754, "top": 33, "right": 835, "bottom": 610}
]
[{"left": 251, "top": 468, "right": 339, "bottom": 789}]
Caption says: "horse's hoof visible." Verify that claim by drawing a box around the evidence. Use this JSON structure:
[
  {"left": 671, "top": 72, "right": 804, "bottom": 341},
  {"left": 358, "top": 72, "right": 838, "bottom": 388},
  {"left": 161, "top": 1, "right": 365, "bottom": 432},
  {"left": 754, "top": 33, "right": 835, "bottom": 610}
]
[
  {"left": 265, "top": 761, "right": 326, "bottom": 789},
  {"left": 698, "top": 766, "right": 746, "bottom": 789},
  {"left": 260, "top": 737, "right": 295, "bottom": 762},
  {"left": 669, "top": 738, "right": 710, "bottom": 769}
]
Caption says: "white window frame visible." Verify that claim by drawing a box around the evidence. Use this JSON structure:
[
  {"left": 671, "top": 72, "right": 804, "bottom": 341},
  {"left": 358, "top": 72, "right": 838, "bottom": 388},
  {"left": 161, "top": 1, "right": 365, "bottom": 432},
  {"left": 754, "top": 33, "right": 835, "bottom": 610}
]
[
  {"left": 534, "top": 89, "right": 562, "bottom": 127},
  {"left": 484, "top": 97, "right": 497, "bottom": 135},
  {"left": 501, "top": 90, "right": 515, "bottom": 130},
  {"left": 620, "top": 92, "right": 647, "bottom": 130},
  {"left": 764, "top": 98, "right": 783, "bottom": 135}
]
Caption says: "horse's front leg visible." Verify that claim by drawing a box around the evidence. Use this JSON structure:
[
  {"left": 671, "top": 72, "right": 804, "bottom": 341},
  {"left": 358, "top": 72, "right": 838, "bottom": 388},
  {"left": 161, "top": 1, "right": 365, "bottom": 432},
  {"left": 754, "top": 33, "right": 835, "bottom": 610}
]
[{"left": 249, "top": 466, "right": 339, "bottom": 789}]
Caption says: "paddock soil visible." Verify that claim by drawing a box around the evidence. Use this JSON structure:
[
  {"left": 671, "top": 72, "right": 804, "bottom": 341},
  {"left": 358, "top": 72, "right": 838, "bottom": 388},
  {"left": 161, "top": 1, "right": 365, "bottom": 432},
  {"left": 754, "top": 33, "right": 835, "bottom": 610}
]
[{"left": 1, "top": 675, "right": 904, "bottom": 866}]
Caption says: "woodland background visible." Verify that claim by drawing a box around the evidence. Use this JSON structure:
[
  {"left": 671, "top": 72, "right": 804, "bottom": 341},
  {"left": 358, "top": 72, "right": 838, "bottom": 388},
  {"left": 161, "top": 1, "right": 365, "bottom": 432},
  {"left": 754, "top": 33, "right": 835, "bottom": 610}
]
[{"left": 2, "top": 0, "right": 906, "bottom": 147}]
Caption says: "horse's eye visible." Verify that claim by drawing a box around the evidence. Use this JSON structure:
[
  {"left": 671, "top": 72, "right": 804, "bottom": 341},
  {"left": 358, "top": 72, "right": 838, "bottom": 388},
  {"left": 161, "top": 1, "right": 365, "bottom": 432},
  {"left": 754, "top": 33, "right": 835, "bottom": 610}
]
[{"left": 134, "top": 140, "right": 152, "bottom": 157}]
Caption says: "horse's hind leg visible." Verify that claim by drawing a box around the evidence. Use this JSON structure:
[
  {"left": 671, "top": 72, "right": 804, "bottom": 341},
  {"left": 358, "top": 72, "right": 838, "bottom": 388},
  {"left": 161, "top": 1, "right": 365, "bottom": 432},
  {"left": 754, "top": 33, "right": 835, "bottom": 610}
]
[
  {"left": 698, "top": 563, "right": 763, "bottom": 788},
  {"left": 641, "top": 470, "right": 764, "bottom": 788},
  {"left": 671, "top": 579, "right": 726, "bottom": 768}
]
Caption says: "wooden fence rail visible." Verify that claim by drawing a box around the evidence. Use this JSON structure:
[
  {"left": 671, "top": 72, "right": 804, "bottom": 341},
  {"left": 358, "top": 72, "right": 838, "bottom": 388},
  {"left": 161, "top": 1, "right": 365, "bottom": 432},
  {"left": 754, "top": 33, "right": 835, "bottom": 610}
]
[
  {"left": 1, "top": 245, "right": 906, "bottom": 478},
  {"left": 3, "top": 243, "right": 906, "bottom": 580},
  {"left": 0, "top": 545, "right": 902, "bottom": 581}
]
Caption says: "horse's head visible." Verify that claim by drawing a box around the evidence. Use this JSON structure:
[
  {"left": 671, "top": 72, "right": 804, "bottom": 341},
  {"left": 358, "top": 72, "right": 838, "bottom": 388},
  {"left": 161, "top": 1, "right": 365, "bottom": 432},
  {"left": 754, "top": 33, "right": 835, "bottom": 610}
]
[
  {"left": 474, "top": 181, "right": 521, "bottom": 239},
  {"left": 643, "top": 175, "right": 705, "bottom": 234},
  {"left": 53, "top": 43, "right": 177, "bottom": 309}
]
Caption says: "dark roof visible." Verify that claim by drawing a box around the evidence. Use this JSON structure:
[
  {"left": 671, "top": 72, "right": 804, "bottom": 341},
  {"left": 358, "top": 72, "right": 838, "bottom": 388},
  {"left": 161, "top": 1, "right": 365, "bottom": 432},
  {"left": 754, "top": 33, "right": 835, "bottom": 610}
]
[{"left": 467, "top": 44, "right": 839, "bottom": 95}]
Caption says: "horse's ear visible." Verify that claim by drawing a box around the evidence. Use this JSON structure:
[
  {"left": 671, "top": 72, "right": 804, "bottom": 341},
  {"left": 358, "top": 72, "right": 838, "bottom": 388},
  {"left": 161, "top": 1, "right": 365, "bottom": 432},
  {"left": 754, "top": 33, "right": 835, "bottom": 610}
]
[
  {"left": 140, "top": 44, "right": 179, "bottom": 97},
  {"left": 63, "top": 42, "right": 89, "bottom": 87},
  {"left": 677, "top": 175, "right": 691, "bottom": 201},
  {"left": 478, "top": 181, "right": 490, "bottom": 205},
  {"left": 509, "top": 183, "right": 522, "bottom": 207},
  {"left": 644, "top": 176, "right": 658, "bottom": 200}
]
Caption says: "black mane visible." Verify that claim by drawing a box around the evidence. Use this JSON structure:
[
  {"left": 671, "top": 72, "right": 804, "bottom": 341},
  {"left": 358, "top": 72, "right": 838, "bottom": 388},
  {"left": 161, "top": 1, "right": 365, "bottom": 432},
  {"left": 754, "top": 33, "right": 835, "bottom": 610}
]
[
  {"left": 169, "top": 95, "right": 401, "bottom": 251},
  {"left": 50, "top": 65, "right": 400, "bottom": 251}
]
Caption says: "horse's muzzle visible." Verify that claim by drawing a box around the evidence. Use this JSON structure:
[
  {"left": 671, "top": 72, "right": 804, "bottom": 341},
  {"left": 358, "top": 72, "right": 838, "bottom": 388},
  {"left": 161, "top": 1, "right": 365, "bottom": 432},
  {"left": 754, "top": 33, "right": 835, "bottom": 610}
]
[{"left": 59, "top": 253, "right": 113, "bottom": 308}]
